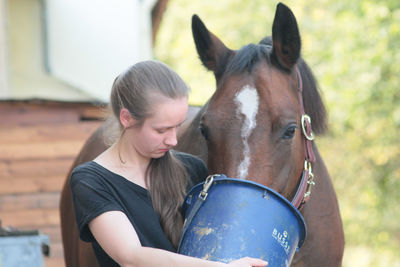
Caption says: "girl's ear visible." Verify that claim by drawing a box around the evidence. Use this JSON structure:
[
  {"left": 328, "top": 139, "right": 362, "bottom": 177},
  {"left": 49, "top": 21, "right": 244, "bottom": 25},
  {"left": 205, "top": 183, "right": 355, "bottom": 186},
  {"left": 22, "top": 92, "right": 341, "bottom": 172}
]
[{"left": 120, "top": 108, "right": 135, "bottom": 128}]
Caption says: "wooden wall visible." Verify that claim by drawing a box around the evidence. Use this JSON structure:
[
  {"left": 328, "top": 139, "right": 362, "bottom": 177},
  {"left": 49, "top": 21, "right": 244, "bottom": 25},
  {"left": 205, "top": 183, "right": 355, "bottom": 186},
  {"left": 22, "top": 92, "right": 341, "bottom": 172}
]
[{"left": 0, "top": 100, "right": 104, "bottom": 267}]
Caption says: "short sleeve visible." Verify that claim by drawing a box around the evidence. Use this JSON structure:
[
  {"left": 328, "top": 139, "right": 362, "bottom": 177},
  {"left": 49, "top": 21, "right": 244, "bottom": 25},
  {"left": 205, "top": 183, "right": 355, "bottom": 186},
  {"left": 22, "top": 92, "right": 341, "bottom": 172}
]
[{"left": 70, "top": 170, "right": 124, "bottom": 242}]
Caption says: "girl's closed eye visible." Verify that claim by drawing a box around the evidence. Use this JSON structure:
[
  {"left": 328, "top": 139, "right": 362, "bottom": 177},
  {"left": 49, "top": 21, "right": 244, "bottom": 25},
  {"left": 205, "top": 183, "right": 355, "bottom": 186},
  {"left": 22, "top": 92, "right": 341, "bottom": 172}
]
[
  {"left": 156, "top": 122, "right": 184, "bottom": 134},
  {"left": 156, "top": 128, "right": 168, "bottom": 134}
]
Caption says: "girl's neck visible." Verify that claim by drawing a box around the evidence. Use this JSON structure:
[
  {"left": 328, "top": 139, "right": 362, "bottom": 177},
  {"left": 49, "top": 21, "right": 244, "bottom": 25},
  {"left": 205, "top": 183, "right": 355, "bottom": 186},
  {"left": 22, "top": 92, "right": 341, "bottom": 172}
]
[
  {"left": 115, "top": 138, "right": 150, "bottom": 169},
  {"left": 94, "top": 142, "right": 150, "bottom": 188}
]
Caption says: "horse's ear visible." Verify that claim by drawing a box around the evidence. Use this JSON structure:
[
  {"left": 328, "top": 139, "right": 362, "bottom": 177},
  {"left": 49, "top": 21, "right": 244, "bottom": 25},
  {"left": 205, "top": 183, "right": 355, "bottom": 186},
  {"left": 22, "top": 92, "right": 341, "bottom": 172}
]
[
  {"left": 192, "top": 15, "right": 232, "bottom": 76},
  {"left": 271, "top": 3, "right": 301, "bottom": 71}
]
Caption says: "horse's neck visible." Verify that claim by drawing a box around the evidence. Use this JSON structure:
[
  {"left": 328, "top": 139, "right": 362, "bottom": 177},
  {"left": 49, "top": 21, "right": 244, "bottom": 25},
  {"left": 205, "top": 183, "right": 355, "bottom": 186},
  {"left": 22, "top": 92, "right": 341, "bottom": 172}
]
[{"left": 176, "top": 104, "right": 208, "bottom": 163}]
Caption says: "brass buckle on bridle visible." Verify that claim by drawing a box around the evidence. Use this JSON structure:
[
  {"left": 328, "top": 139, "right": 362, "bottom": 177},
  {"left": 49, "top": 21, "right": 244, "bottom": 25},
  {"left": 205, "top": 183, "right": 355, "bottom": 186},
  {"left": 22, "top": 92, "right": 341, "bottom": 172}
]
[
  {"left": 301, "top": 114, "right": 315, "bottom": 141},
  {"left": 304, "top": 160, "right": 315, "bottom": 198}
]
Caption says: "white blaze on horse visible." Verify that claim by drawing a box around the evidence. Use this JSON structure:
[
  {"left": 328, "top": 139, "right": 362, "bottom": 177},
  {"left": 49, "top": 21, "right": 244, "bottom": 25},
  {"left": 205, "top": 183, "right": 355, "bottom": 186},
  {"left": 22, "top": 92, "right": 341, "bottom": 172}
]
[{"left": 234, "top": 85, "right": 260, "bottom": 179}]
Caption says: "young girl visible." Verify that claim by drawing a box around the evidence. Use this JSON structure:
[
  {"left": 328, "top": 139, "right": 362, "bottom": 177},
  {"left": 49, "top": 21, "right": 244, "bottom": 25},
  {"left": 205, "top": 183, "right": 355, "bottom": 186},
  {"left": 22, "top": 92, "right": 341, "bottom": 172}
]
[{"left": 70, "top": 60, "right": 268, "bottom": 267}]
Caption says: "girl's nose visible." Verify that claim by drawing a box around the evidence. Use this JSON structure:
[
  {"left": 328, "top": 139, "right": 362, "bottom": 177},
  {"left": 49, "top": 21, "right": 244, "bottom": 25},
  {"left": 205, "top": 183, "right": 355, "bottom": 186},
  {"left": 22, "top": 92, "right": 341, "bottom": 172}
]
[{"left": 165, "top": 128, "right": 178, "bottom": 147}]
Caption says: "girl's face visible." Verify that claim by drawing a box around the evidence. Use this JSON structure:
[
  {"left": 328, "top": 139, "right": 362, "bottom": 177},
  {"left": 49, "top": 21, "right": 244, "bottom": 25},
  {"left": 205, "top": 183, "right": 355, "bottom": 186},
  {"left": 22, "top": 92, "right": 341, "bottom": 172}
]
[{"left": 127, "top": 96, "right": 188, "bottom": 159}]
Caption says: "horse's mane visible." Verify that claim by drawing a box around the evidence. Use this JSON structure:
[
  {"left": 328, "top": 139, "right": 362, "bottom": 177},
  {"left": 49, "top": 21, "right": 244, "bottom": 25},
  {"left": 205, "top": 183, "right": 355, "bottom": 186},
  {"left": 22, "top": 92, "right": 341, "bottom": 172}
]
[
  {"left": 296, "top": 59, "right": 327, "bottom": 135},
  {"left": 222, "top": 37, "right": 327, "bottom": 135},
  {"left": 224, "top": 44, "right": 271, "bottom": 76}
]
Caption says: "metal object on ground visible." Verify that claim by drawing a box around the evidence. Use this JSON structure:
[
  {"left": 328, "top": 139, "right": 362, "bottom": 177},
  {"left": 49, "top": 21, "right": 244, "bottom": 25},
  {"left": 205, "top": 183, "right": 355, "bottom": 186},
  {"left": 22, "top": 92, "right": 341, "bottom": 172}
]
[{"left": 0, "top": 221, "right": 49, "bottom": 267}]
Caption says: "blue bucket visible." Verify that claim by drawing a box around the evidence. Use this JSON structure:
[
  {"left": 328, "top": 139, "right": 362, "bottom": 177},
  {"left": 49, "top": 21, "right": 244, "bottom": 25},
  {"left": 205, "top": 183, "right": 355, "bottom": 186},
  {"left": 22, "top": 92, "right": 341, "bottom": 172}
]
[{"left": 178, "top": 175, "right": 307, "bottom": 267}]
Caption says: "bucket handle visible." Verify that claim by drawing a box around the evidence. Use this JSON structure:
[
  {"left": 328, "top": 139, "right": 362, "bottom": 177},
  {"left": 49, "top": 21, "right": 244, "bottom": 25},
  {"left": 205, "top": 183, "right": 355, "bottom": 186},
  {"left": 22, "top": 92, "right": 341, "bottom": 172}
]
[
  {"left": 198, "top": 174, "right": 215, "bottom": 200},
  {"left": 178, "top": 174, "right": 220, "bottom": 249}
]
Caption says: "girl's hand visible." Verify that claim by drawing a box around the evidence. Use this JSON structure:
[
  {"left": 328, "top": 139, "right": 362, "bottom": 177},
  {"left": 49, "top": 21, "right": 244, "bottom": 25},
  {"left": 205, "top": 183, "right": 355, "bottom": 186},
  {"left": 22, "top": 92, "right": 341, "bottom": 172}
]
[{"left": 228, "top": 257, "right": 268, "bottom": 267}]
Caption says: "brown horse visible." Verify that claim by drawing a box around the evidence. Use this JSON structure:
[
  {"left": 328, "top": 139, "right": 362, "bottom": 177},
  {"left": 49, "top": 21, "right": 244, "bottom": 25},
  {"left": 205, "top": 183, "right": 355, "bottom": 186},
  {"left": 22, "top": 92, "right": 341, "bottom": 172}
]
[{"left": 60, "top": 3, "right": 344, "bottom": 266}]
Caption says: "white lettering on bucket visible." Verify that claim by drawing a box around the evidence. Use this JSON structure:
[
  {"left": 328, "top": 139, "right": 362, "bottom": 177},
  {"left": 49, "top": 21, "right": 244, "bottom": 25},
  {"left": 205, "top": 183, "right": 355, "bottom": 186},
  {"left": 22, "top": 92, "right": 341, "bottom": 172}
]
[
  {"left": 272, "top": 228, "right": 291, "bottom": 255},
  {"left": 234, "top": 85, "right": 259, "bottom": 179}
]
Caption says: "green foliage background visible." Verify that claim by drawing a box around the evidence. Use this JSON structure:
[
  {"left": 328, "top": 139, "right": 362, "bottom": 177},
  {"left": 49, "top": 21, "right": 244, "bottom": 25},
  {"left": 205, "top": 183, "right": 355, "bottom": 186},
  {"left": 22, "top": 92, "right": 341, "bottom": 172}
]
[{"left": 154, "top": 0, "right": 400, "bottom": 266}]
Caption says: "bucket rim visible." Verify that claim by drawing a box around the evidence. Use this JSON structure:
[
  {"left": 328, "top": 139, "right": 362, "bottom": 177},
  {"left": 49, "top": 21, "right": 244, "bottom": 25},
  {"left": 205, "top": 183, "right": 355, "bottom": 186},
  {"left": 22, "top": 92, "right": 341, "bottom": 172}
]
[{"left": 183, "top": 175, "right": 307, "bottom": 249}]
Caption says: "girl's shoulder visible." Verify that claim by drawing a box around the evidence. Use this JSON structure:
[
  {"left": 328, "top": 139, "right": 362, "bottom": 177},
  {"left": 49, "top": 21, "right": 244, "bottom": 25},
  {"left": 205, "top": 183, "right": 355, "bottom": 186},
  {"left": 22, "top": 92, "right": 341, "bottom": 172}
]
[
  {"left": 172, "top": 151, "right": 206, "bottom": 169},
  {"left": 172, "top": 151, "right": 208, "bottom": 188},
  {"left": 70, "top": 161, "right": 110, "bottom": 187},
  {"left": 71, "top": 161, "right": 102, "bottom": 177}
]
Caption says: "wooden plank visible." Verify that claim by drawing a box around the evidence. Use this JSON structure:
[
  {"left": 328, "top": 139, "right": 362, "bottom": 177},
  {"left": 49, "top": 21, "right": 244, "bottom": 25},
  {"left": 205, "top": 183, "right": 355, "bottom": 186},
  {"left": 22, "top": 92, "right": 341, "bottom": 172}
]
[
  {"left": 0, "top": 192, "right": 60, "bottom": 210},
  {"left": 80, "top": 106, "right": 108, "bottom": 120},
  {"left": 45, "top": 256, "right": 65, "bottom": 267},
  {"left": 0, "top": 101, "right": 106, "bottom": 267},
  {"left": 0, "top": 108, "right": 81, "bottom": 126},
  {"left": 0, "top": 121, "right": 102, "bottom": 144},
  {"left": 0, "top": 140, "right": 87, "bottom": 160},
  {"left": 0, "top": 175, "right": 66, "bottom": 194},
  {"left": 0, "top": 158, "right": 73, "bottom": 177},
  {"left": 0, "top": 208, "right": 59, "bottom": 228},
  {"left": 0, "top": 101, "right": 104, "bottom": 113},
  {"left": 47, "top": 241, "right": 64, "bottom": 258},
  {"left": 0, "top": 101, "right": 105, "bottom": 126},
  {"left": 0, "top": 101, "right": 101, "bottom": 112}
]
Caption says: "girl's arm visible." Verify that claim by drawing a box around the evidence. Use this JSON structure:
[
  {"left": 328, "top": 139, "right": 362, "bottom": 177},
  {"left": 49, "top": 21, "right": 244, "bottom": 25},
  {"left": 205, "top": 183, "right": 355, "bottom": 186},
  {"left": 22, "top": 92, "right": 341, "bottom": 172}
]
[{"left": 89, "top": 211, "right": 267, "bottom": 267}]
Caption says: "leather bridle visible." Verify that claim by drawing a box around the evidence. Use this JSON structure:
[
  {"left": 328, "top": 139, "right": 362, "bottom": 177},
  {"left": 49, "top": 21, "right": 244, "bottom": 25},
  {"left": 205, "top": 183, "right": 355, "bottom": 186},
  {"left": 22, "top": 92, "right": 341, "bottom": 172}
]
[{"left": 290, "top": 67, "right": 316, "bottom": 210}]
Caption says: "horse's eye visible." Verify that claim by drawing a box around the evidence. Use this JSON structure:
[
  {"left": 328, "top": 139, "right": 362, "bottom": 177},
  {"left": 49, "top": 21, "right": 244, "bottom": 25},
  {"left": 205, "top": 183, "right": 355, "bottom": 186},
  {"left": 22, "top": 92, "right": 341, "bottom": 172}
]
[
  {"left": 281, "top": 125, "right": 297, "bottom": 140},
  {"left": 199, "top": 124, "right": 209, "bottom": 141}
]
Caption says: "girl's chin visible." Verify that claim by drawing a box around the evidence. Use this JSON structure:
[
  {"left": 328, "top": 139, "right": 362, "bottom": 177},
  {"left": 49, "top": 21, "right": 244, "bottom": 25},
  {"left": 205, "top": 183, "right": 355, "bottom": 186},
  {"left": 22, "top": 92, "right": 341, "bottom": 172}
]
[{"left": 152, "top": 149, "right": 169, "bottom": 158}]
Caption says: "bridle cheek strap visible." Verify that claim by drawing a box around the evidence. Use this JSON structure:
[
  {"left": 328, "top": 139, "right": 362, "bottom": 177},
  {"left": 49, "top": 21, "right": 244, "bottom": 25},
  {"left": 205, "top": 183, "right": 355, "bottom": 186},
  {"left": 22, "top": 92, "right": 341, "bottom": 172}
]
[{"left": 291, "top": 67, "right": 316, "bottom": 210}]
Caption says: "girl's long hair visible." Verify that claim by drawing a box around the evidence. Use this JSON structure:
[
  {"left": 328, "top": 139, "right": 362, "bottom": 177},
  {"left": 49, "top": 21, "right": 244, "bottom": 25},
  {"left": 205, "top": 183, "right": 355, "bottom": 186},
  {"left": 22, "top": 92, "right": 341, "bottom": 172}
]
[{"left": 110, "top": 60, "right": 189, "bottom": 248}]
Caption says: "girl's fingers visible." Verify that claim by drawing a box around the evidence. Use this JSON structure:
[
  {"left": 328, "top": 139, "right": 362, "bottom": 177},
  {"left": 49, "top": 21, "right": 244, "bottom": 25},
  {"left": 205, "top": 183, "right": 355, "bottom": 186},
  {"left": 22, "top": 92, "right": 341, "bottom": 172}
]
[
  {"left": 247, "top": 257, "right": 268, "bottom": 266},
  {"left": 229, "top": 257, "right": 268, "bottom": 267}
]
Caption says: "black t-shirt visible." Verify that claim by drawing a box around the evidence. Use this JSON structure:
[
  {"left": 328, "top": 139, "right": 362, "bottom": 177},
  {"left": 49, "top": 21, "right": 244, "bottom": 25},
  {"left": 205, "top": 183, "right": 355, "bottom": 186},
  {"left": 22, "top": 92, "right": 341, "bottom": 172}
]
[{"left": 70, "top": 151, "right": 208, "bottom": 267}]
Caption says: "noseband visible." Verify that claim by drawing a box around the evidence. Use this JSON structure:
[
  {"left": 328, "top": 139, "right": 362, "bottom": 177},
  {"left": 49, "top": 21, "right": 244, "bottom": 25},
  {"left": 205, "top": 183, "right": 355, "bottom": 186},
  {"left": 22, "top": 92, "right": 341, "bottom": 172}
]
[{"left": 291, "top": 67, "right": 316, "bottom": 210}]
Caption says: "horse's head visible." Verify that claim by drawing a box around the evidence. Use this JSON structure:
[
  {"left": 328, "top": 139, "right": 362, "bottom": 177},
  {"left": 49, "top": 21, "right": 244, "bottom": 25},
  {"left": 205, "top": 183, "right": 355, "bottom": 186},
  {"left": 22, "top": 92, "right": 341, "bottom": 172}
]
[{"left": 192, "top": 3, "right": 327, "bottom": 200}]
